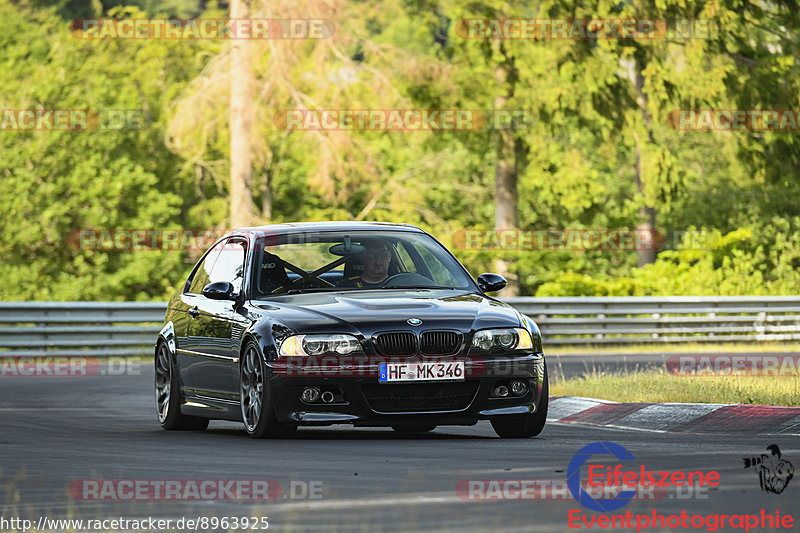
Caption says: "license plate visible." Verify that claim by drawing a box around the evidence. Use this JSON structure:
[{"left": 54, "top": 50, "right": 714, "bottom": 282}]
[{"left": 379, "top": 361, "right": 465, "bottom": 383}]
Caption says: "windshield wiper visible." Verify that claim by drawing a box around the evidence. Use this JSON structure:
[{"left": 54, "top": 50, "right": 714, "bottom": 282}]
[
  {"left": 381, "top": 285, "right": 458, "bottom": 290},
  {"left": 272, "top": 285, "right": 459, "bottom": 295},
  {"left": 280, "top": 287, "right": 362, "bottom": 295}
]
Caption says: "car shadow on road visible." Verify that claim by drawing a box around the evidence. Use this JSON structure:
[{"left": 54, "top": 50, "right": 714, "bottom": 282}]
[{"left": 200, "top": 426, "right": 497, "bottom": 440}]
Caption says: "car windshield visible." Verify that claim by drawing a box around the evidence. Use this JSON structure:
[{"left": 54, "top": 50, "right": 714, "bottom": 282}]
[{"left": 251, "top": 230, "right": 475, "bottom": 297}]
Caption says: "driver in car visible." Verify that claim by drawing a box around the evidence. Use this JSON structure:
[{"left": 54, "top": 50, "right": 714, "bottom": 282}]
[{"left": 337, "top": 239, "right": 392, "bottom": 288}]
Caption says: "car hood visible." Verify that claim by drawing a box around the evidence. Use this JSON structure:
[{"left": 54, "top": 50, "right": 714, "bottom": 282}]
[{"left": 250, "top": 290, "right": 523, "bottom": 336}]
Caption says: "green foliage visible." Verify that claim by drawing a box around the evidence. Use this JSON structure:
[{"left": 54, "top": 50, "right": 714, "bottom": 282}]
[
  {"left": 0, "top": 1, "right": 212, "bottom": 300},
  {"left": 537, "top": 218, "right": 800, "bottom": 296},
  {"left": 1, "top": 0, "right": 799, "bottom": 300}
]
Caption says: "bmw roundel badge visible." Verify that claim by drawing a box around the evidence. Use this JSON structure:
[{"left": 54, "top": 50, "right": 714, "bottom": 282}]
[{"left": 407, "top": 318, "right": 422, "bottom": 326}]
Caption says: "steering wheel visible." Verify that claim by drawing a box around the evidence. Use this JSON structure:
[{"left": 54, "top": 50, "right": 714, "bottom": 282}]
[{"left": 379, "top": 272, "right": 437, "bottom": 288}]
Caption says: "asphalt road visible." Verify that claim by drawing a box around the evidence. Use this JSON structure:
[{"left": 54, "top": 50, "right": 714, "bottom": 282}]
[{"left": 1, "top": 362, "right": 798, "bottom": 532}]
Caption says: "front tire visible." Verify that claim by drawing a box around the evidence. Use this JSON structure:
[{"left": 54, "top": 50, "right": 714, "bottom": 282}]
[
  {"left": 240, "top": 342, "right": 296, "bottom": 439},
  {"left": 490, "top": 368, "right": 548, "bottom": 438},
  {"left": 155, "top": 342, "right": 209, "bottom": 431}
]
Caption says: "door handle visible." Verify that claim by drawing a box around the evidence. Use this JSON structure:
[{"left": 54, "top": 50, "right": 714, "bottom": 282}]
[{"left": 189, "top": 306, "right": 200, "bottom": 318}]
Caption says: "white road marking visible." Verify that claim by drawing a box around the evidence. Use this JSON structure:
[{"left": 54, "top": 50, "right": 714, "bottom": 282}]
[{"left": 0, "top": 408, "right": 103, "bottom": 411}]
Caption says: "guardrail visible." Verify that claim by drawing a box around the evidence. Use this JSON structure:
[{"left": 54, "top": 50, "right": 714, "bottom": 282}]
[
  {"left": 0, "top": 302, "right": 165, "bottom": 357},
  {"left": 507, "top": 296, "right": 800, "bottom": 345},
  {"left": 1, "top": 297, "right": 799, "bottom": 357}
]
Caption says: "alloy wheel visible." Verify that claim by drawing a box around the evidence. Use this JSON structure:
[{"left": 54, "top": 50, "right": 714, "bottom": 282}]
[
  {"left": 154, "top": 343, "right": 171, "bottom": 423},
  {"left": 241, "top": 345, "right": 264, "bottom": 432}
]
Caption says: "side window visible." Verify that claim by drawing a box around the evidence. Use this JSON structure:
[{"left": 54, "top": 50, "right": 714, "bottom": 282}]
[
  {"left": 413, "top": 243, "right": 460, "bottom": 287},
  {"left": 395, "top": 242, "right": 418, "bottom": 273},
  {"left": 187, "top": 243, "right": 224, "bottom": 294},
  {"left": 208, "top": 239, "right": 247, "bottom": 294}
]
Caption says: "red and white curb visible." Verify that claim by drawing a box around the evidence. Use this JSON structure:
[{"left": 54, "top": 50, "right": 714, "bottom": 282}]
[{"left": 547, "top": 397, "right": 800, "bottom": 436}]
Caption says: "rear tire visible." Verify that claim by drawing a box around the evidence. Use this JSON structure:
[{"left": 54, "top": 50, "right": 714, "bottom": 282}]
[
  {"left": 490, "top": 367, "right": 548, "bottom": 438},
  {"left": 240, "top": 342, "right": 296, "bottom": 439},
  {"left": 155, "top": 342, "right": 209, "bottom": 431}
]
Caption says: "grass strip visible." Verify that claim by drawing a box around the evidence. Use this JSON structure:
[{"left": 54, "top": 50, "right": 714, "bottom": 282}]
[
  {"left": 550, "top": 368, "right": 800, "bottom": 406},
  {"left": 547, "top": 342, "right": 800, "bottom": 355}
]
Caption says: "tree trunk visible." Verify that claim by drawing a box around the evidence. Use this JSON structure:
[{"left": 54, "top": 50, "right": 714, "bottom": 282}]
[
  {"left": 230, "top": 0, "right": 255, "bottom": 228},
  {"left": 493, "top": 62, "right": 520, "bottom": 296},
  {"left": 631, "top": 58, "right": 657, "bottom": 266},
  {"left": 633, "top": 132, "right": 657, "bottom": 266},
  {"left": 493, "top": 128, "right": 520, "bottom": 296},
  {"left": 261, "top": 171, "right": 272, "bottom": 221}
]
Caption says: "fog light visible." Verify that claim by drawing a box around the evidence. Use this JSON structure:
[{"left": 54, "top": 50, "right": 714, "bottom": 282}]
[
  {"left": 494, "top": 385, "right": 509, "bottom": 397},
  {"left": 301, "top": 387, "right": 321, "bottom": 403},
  {"left": 511, "top": 380, "right": 528, "bottom": 396}
]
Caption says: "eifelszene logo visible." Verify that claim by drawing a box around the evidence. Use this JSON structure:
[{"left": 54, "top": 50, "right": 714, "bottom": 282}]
[
  {"left": 568, "top": 441, "right": 637, "bottom": 512},
  {"left": 743, "top": 445, "right": 795, "bottom": 494},
  {"left": 567, "top": 441, "right": 721, "bottom": 512}
]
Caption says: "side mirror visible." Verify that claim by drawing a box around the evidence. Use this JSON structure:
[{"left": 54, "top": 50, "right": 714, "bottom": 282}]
[
  {"left": 477, "top": 273, "right": 507, "bottom": 293},
  {"left": 202, "top": 281, "right": 236, "bottom": 300}
]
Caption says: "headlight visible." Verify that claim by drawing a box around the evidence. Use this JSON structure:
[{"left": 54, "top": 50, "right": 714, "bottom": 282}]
[
  {"left": 471, "top": 328, "right": 532, "bottom": 351},
  {"left": 279, "top": 334, "right": 364, "bottom": 356}
]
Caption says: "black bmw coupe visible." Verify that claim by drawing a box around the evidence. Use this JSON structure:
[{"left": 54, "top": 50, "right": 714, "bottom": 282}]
[{"left": 155, "top": 222, "right": 548, "bottom": 438}]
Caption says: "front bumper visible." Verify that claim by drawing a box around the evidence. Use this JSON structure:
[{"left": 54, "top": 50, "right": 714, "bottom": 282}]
[{"left": 266, "top": 353, "right": 546, "bottom": 426}]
